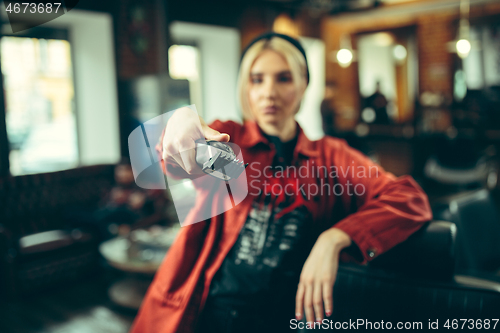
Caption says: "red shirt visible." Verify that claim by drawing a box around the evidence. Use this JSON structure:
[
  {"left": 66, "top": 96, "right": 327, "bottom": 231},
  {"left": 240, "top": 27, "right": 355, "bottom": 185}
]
[{"left": 130, "top": 120, "right": 432, "bottom": 333}]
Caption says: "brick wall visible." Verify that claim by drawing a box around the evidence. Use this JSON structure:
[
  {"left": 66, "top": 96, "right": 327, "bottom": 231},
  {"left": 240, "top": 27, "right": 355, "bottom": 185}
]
[{"left": 417, "top": 13, "right": 455, "bottom": 98}]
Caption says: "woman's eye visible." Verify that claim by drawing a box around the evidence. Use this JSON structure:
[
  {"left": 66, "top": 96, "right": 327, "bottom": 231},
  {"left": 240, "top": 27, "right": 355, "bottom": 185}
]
[
  {"left": 250, "top": 75, "right": 263, "bottom": 84},
  {"left": 278, "top": 75, "right": 292, "bottom": 82}
]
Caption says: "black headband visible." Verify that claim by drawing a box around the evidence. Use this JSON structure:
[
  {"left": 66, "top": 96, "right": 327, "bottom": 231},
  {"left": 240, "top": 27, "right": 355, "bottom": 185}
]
[{"left": 240, "top": 32, "right": 310, "bottom": 84}]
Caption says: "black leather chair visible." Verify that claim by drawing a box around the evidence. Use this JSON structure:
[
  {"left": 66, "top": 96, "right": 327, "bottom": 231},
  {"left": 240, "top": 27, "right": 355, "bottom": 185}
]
[
  {"left": 332, "top": 219, "right": 500, "bottom": 326},
  {"left": 433, "top": 189, "right": 500, "bottom": 275}
]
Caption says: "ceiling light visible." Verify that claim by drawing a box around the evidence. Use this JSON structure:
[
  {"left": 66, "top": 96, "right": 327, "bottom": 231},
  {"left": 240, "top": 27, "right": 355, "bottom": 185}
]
[
  {"left": 330, "top": 34, "right": 356, "bottom": 68},
  {"left": 337, "top": 49, "right": 353, "bottom": 67},
  {"left": 456, "top": 38, "right": 471, "bottom": 58},
  {"left": 393, "top": 44, "right": 407, "bottom": 61}
]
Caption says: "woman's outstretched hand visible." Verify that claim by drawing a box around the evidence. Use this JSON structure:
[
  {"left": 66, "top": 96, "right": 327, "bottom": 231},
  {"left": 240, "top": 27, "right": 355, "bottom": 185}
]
[
  {"left": 295, "top": 228, "right": 352, "bottom": 325},
  {"left": 162, "top": 107, "right": 230, "bottom": 175}
]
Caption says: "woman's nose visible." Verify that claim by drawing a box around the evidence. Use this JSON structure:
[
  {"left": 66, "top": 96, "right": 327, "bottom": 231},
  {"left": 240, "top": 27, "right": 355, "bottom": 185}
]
[{"left": 262, "top": 78, "right": 277, "bottom": 98}]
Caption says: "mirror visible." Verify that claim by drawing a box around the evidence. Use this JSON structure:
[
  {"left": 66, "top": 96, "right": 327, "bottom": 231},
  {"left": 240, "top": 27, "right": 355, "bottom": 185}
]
[{"left": 356, "top": 27, "right": 418, "bottom": 125}]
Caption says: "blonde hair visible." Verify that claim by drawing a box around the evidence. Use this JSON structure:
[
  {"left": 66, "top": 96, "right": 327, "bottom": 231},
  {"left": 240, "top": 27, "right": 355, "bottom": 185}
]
[{"left": 237, "top": 37, "right": 308, "bottom": 120}]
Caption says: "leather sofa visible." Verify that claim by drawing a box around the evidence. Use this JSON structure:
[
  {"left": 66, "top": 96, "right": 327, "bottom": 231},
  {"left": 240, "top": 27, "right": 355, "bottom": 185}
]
[
  {"left": 333, "top": 220, "right": 500, "bottom": 326},
  {"left": 329, "top": 190, "right": 500, "bottom": 327},
  {"left": 0, "top": 165, "right": 116, "bottom": 297}
]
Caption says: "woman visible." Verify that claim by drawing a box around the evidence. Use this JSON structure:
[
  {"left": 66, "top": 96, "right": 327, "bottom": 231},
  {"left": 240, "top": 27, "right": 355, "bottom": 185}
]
[{"left": 130, "top": 32, "right": 432, "bottom": 333}]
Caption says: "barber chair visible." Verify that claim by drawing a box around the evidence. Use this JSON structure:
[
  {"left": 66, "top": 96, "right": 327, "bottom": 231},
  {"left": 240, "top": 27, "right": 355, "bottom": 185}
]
[
  {"left": 423, "top": 136, "right": 498, "bottom": 196},
  {"left": 433, "top": 189, "right": 500, "bottom": 275}
]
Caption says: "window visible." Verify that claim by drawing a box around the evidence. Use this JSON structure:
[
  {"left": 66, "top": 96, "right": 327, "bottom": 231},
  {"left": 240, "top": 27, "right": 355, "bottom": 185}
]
[
  {"left": 168, "top": 44, "right": 203, "bottom": 116},
  {"left": 0, "top": 33, "right": 78, "bottom": 175}
]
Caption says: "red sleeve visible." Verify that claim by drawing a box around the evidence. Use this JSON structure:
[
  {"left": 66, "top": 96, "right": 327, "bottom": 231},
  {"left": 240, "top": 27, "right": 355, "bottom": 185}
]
[
  {"left": 206, "top": 119, "right": 241, "bottom": 139},
  {"left": 329, "top": 139, "right": 432, "bottom": 264}
]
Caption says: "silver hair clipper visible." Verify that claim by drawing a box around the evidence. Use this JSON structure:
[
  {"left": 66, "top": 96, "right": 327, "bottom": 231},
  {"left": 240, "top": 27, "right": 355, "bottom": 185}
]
[{"left": 195, "top": 140, "right": 248, "bottom": 181}]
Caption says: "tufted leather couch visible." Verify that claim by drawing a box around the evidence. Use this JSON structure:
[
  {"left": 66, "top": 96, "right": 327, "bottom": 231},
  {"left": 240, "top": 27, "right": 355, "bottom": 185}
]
[{"left": 0, "top": 165, "right": 116, "bottom": 297}]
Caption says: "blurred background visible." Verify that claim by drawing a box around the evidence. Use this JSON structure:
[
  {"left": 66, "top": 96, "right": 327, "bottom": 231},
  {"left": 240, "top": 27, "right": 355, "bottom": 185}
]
[{"left": 0, "top": 0, "right": 500, "bottom": 332}]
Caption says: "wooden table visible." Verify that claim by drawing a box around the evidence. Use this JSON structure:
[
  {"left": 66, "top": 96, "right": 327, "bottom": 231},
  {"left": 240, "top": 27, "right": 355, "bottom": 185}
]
[{"left": 99, "top": 226, "right": 178, "bottom": 309}]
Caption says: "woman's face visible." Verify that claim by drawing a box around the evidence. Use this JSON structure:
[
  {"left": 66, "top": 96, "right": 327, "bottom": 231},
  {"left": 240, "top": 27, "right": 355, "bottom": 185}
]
[{"left": 247, "top": 50, "right": 304, "bottom": 128}]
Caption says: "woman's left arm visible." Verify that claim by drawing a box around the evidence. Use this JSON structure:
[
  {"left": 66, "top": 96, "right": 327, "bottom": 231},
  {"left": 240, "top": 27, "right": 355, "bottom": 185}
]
[
  {"left": 295, "top": 227, "right": 351, "bottom": 325},
  {"left": 295, "top": 138, "right": 433, "bottom": 324}
]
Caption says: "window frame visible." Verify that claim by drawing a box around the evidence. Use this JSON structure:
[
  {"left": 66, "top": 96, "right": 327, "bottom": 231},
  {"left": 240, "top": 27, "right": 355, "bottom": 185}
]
[{"left": 0, "top": 25, "right": 80, "bottom": 176}]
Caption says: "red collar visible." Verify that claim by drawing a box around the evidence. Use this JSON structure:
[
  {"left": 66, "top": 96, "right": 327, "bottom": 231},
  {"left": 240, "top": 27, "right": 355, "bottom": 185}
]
[{"left": 238, "top": 120, "right": 320, "bottom": 158}]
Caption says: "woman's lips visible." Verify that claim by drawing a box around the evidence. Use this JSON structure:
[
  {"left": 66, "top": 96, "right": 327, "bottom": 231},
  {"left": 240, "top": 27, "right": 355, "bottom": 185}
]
[{"left": 262, "top": 106, "right": 278, "bottom": 114}]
